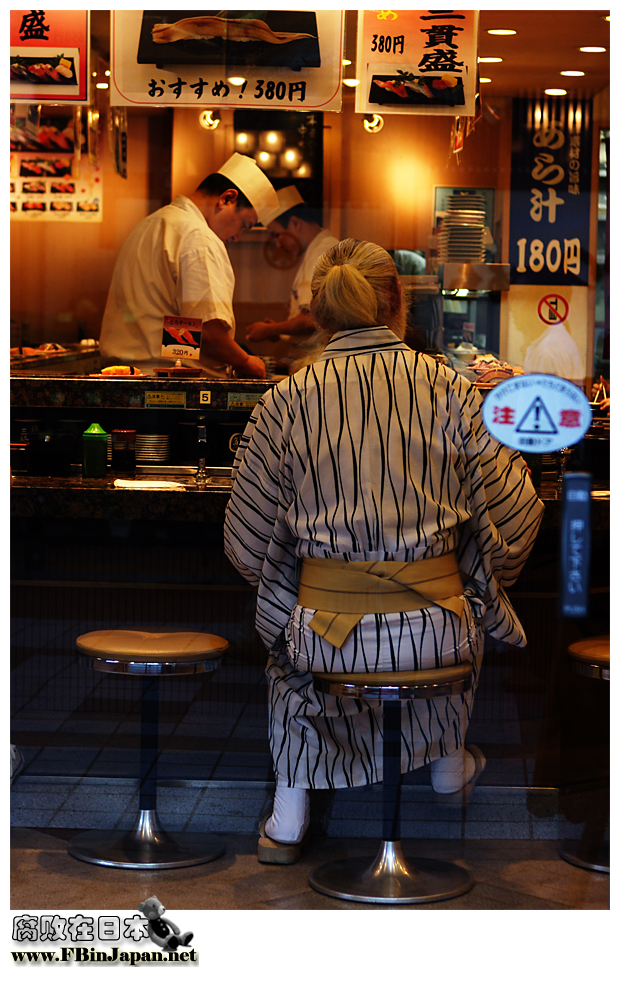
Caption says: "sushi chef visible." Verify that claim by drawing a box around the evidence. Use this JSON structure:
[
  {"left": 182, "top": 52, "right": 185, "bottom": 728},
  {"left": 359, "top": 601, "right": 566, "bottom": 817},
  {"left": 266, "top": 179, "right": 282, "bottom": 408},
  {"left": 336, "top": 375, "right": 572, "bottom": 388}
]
[
  {"left": 99, "top": 153, "right": 279, "bottom": 378},
  {"left": 246, "top": 185, "right": 338, "bottom": 345}
]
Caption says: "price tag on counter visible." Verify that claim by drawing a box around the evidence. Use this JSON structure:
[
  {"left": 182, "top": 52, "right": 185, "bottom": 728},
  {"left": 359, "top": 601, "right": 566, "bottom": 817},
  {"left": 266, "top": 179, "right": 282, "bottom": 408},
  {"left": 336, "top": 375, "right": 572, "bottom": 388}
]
[
  {"left": 227, "top": 392, "right": 263, "bottom": 411},
  {"left": 144, "top": 391, "right": 186, "bottom": 409},
  {"left": 482, "top": 373, "right": 591, "bottom": 453}
]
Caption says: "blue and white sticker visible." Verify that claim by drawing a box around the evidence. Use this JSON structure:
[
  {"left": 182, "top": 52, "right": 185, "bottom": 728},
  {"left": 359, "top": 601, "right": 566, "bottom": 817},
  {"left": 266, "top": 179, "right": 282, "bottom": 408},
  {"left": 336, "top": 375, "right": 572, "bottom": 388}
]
[{"left": 482, "top": 373, "right": 592, "bottom": 453}]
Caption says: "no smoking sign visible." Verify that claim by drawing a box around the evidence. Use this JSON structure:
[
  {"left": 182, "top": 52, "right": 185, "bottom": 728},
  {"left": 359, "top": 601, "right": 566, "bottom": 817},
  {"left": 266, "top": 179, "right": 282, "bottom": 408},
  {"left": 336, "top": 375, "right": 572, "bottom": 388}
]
[{"left": 482, "top": 373, "right": 591, "bottom": 453}]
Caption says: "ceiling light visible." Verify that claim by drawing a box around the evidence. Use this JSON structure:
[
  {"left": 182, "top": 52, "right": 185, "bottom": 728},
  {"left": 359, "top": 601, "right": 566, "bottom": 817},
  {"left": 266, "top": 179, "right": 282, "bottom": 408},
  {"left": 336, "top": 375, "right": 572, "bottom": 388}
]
[
  {"left": 343, "top": 78, "right": 360, "bottom": 87},
  {"left": 293, "top": 162, "right": 312, "bottom": 179},
  {"left": 545, "top": 88, "right": 567, "bottom": 96},
  {"left": 561, "top": 70, "right": 585, "bottom": 76},
  {"left": 234, "top": 131, "right": 255, "bottom": 152},
  {"left": 256, "top": 151, "right": 276, "bottom": 168},
  {"left": 363, "top": 114, "right": 384, "bottom": 134},
  {"left": 487, "top": 29, "right": 517, "bottom": 36},
  {"left": 342, "top": 59, "right": 351, "bottom": 66},
  {"left": 259, "top": 130, "right": 285, "bottom": 152},
  {"left": 199, "top": 110, "right": 220, "bottom": 130},
  {"left": 479, "top": 78, "right": 492, "bottom": 84},
  {"left": 281, "top": 148, "right": 302, "bottom": 170},
  {"left": 478, "top": 57, "right": 502, "bottom": 63},
  {"left": 95, "top": 83, "right": 108, "bottom": 90},
  {"left": 227, "top": 76, "right": 246, "bottom": 86},
  {"left": 579, "top": 46, "right": 606, "bottom": 52}
]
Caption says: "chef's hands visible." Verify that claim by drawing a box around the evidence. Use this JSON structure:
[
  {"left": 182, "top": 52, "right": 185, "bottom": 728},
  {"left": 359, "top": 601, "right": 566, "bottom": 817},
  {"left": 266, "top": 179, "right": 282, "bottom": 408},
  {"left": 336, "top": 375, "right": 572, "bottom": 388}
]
[
  {"left": 246, "top": 319, "right": 286, "bottom": 343},
  {"left": 233, "top": 352, "right": 267, "bottom": 380},
  {"left": 247, "top": 312, "right": 315, "bottom": 343}
]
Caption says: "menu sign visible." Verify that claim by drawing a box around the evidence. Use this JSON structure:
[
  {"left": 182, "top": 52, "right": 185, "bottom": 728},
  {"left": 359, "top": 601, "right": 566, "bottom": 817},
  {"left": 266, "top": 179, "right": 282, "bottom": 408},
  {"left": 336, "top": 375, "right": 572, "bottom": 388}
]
[
  {"left": 161, "top": 316, "right": 202, "bottom": 362},
  {"left": 10, "top": 155, "right": 102, "bottom": 222},
  {"left": 356, "top": 9, "right": 478, "bottom": 116},
  {"left": 110, "top": 10, "right": 344, "bottom": 111},
  {"left": 10, "top": 10, "right": 90, "bottom": 104},
  {"left": 509, "top": 97, "right": 593, "bottom": 286}
]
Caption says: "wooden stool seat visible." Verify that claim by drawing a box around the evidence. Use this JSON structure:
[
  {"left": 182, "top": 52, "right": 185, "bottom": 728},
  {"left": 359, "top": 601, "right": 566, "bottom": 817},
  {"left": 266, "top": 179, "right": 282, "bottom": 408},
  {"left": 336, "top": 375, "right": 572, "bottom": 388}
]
[
  {"left": 307, "top": 661, "right": 475, "bottom": 905},
  {"left": 312, "top": 662, "right": 474, "bottom": 699},
  {"left": 69, "top": 627, "right": 229, "bottom": 870},
  {"left": 76, "top": 629, "right": 228, "bottom": 676},
  {"left": 567, "top": 636, "right": 610, "bottom": 680}
]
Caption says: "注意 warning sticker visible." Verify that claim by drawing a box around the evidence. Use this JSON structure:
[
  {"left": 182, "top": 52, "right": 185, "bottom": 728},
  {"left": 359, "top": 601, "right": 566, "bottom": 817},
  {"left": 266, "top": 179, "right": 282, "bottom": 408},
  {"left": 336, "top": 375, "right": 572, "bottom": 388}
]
[{"left": 482, "top": 373, "right": 591, "bottom": 453}]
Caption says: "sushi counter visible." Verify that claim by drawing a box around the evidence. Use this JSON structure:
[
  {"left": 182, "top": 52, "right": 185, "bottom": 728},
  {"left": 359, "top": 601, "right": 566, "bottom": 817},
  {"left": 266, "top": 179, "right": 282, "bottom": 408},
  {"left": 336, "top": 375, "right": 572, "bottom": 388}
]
[
  {"left": 10, "top": 372, "right": 610, "bottom": 529},
  {"left": 10, "top": 372, "right": 609, "bottom": 798}
]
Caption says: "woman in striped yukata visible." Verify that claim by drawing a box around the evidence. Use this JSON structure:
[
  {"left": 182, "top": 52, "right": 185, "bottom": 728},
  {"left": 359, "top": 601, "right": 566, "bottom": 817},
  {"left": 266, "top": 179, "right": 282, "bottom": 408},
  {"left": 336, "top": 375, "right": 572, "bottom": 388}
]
[{"left": 224, "top": 239, "right": 544, "bottom": 863}]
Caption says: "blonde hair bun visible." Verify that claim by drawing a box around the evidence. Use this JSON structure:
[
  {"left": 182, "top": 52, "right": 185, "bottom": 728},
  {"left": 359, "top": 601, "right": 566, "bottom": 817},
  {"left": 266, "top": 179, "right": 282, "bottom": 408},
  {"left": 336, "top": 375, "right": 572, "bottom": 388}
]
[{"left": 311, "top": 238, "right": 401, "bottom": 336}]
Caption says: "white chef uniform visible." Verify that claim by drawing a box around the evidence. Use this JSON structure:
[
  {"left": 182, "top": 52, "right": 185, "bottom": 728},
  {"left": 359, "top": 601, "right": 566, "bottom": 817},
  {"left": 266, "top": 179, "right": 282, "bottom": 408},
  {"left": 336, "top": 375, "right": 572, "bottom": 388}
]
[
  {"left": 100, "top": 196, "right": 235, "bottom": 375},
  {"left": 288, "top": 227, "right": 339, "bottom": 317},
  {"left": 100, "top": 152, "right": 278, "bottom": 375}
]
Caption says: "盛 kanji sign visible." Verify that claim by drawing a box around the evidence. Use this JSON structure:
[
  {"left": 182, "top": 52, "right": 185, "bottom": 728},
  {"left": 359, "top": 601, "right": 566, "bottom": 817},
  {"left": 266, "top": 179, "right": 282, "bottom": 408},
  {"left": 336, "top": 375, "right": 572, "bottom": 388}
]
[
  {"left": 482, "top": 374, "right": 591, "bottom": 453},
  {"left": 356, "top": 10, "right": 478, "bottom": 116}
]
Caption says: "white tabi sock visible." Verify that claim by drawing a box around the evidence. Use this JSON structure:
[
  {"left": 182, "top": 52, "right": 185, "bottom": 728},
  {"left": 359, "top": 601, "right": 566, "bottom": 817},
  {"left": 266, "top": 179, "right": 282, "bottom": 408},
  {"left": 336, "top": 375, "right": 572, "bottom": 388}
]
[
  {"left": 264, "top": 784, "right": 310, "bottom": 844},
  {"left": 430, "top": 746, "right": 477, "bottom": 794}
]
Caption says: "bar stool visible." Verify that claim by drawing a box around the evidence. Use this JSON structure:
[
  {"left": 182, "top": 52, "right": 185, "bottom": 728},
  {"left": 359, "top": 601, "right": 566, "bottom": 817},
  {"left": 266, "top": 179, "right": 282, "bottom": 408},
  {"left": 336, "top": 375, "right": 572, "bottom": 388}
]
[
  {"left": 559, "top": 635, "right": 609, "bottom": 874},
  {"left": 68, "top": 628, "right": 229, "bottom": 870},
  {"left": 308, "top": 662, "right": 475, "bottom": 905}
]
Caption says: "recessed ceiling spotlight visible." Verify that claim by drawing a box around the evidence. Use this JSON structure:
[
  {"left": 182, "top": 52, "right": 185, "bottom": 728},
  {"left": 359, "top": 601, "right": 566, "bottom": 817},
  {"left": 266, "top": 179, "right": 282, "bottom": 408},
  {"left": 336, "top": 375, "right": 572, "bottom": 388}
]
[
  {"left": 579, "top": 46, "right": 606, "bottom": 52},
  {"left": 487, "top": 29, "right": 517, "bottom": 35},
  {"left": 545, "top": 88, "right": 567, "bottom": 96},
  {"left": 479, "top": 78, "right": 492, "bottom": 84},
  {"left": 343, "top": 78, "right": 360, "bottom": 87},
  {"left": 561, "top": 70, "right": 585, "bottom": 76},
  {"left": 342, "top": 59, "right": 351, "bottom": 66},
  {"left": 478, "top": 57, "right": 502, "bottom": 63}
]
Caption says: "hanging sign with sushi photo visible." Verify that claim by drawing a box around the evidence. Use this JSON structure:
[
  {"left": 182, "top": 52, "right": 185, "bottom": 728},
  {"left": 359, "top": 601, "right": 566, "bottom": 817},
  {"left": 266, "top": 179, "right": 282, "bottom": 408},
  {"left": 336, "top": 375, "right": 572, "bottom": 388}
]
[
  {"left": 10, "top": 10, "right": 90, "bottom": 104},
  {"left": 356, "top": 10, "right": 478, "bottom": 117},
  {"left": 110, "top": 10, "right": 344, "bottom": 111}
]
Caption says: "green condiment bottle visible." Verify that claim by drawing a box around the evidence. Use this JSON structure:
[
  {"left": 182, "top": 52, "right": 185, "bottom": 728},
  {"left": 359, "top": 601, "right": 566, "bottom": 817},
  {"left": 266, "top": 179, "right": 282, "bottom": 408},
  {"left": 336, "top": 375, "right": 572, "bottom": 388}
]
[{"left": 82, "top": 423, "right": 108, "bottom": 478}]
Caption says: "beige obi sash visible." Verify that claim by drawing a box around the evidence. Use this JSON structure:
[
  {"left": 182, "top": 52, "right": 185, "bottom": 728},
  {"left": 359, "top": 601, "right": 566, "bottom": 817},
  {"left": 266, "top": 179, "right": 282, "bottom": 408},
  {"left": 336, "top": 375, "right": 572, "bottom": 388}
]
[{"left": 297, "top": 553, "right": 465, "bottom": 648}]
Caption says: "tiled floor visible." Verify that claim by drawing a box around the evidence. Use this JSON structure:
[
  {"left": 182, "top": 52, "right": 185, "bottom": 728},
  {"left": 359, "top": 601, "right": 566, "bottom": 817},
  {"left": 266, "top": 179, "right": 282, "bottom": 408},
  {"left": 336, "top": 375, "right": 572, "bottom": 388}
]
[{"left": 11, "top": 828, "right": 609, "bottom": 911}]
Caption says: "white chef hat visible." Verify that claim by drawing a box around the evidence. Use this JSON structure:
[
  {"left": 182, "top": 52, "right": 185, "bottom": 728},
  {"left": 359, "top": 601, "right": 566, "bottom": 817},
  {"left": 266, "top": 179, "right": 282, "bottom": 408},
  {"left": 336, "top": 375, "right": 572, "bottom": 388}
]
[
  {"left": 260, "top": 185, "right": 305, "bottom": 226},
  {"left": 217, "top": 152, "right": 279, "bottom": 224}
]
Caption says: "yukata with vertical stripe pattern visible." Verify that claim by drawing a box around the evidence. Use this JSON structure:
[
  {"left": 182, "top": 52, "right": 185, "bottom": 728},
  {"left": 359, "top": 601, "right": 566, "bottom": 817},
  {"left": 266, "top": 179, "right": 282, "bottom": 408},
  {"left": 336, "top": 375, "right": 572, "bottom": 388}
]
[{"left": 224, "top": 326, "right": 544, "bottom": 788}]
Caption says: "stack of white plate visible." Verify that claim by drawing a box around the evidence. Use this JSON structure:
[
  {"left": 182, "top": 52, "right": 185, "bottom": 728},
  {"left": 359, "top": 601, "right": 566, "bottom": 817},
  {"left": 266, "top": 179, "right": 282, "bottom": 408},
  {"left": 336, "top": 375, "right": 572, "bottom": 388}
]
[
  {"left": 439, "top": 194, "right": 487, "bottom": 264},
  {"left": 135, "top": 434, "right": 170, "bottom": 463}
]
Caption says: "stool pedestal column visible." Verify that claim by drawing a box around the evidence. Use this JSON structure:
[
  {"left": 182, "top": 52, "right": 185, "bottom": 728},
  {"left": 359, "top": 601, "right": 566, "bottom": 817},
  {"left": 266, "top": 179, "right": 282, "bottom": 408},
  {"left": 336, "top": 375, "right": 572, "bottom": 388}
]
[
  {"left": 68, "top": 630, "right": 229, "bottom": 870},
  {"left": 308, "top": 696, "right": 474, "bottom": 904}
]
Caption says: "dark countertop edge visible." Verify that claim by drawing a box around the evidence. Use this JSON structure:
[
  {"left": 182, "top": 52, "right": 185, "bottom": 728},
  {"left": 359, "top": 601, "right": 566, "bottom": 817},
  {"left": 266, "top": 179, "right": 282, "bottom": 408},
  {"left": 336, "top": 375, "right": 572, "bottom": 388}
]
[{"left": 10, "top": 374, "right": 275, "bottom": 411}]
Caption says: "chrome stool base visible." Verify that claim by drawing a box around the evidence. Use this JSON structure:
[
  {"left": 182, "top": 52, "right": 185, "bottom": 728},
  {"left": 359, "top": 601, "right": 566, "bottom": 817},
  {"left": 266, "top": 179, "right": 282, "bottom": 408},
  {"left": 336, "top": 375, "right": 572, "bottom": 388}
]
[
  {"left": 559, "top": 839, "right": 609, "bottom": 874},
  {"left": 68, "top": 810, "right": 225, "bottom": 870},
  {"left": 308, "top": 839, "right": 474, "bottom": 904}
]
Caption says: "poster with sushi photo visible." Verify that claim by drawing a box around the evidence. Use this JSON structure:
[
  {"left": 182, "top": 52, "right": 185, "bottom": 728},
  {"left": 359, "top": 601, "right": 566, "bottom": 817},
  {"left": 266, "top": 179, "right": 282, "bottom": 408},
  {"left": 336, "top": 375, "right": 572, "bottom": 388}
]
[
  {"left": 10, "top": 10, "right": 91, "bottom": 104},
  {"left": 10, "top": 153, "right": 102, "bottom": 222},
  {"left": 356, "top": 10, "right": 478, "bottom": 117},
  {"left": 110, "top": 10, "right": 344, "bottom": 111}
]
